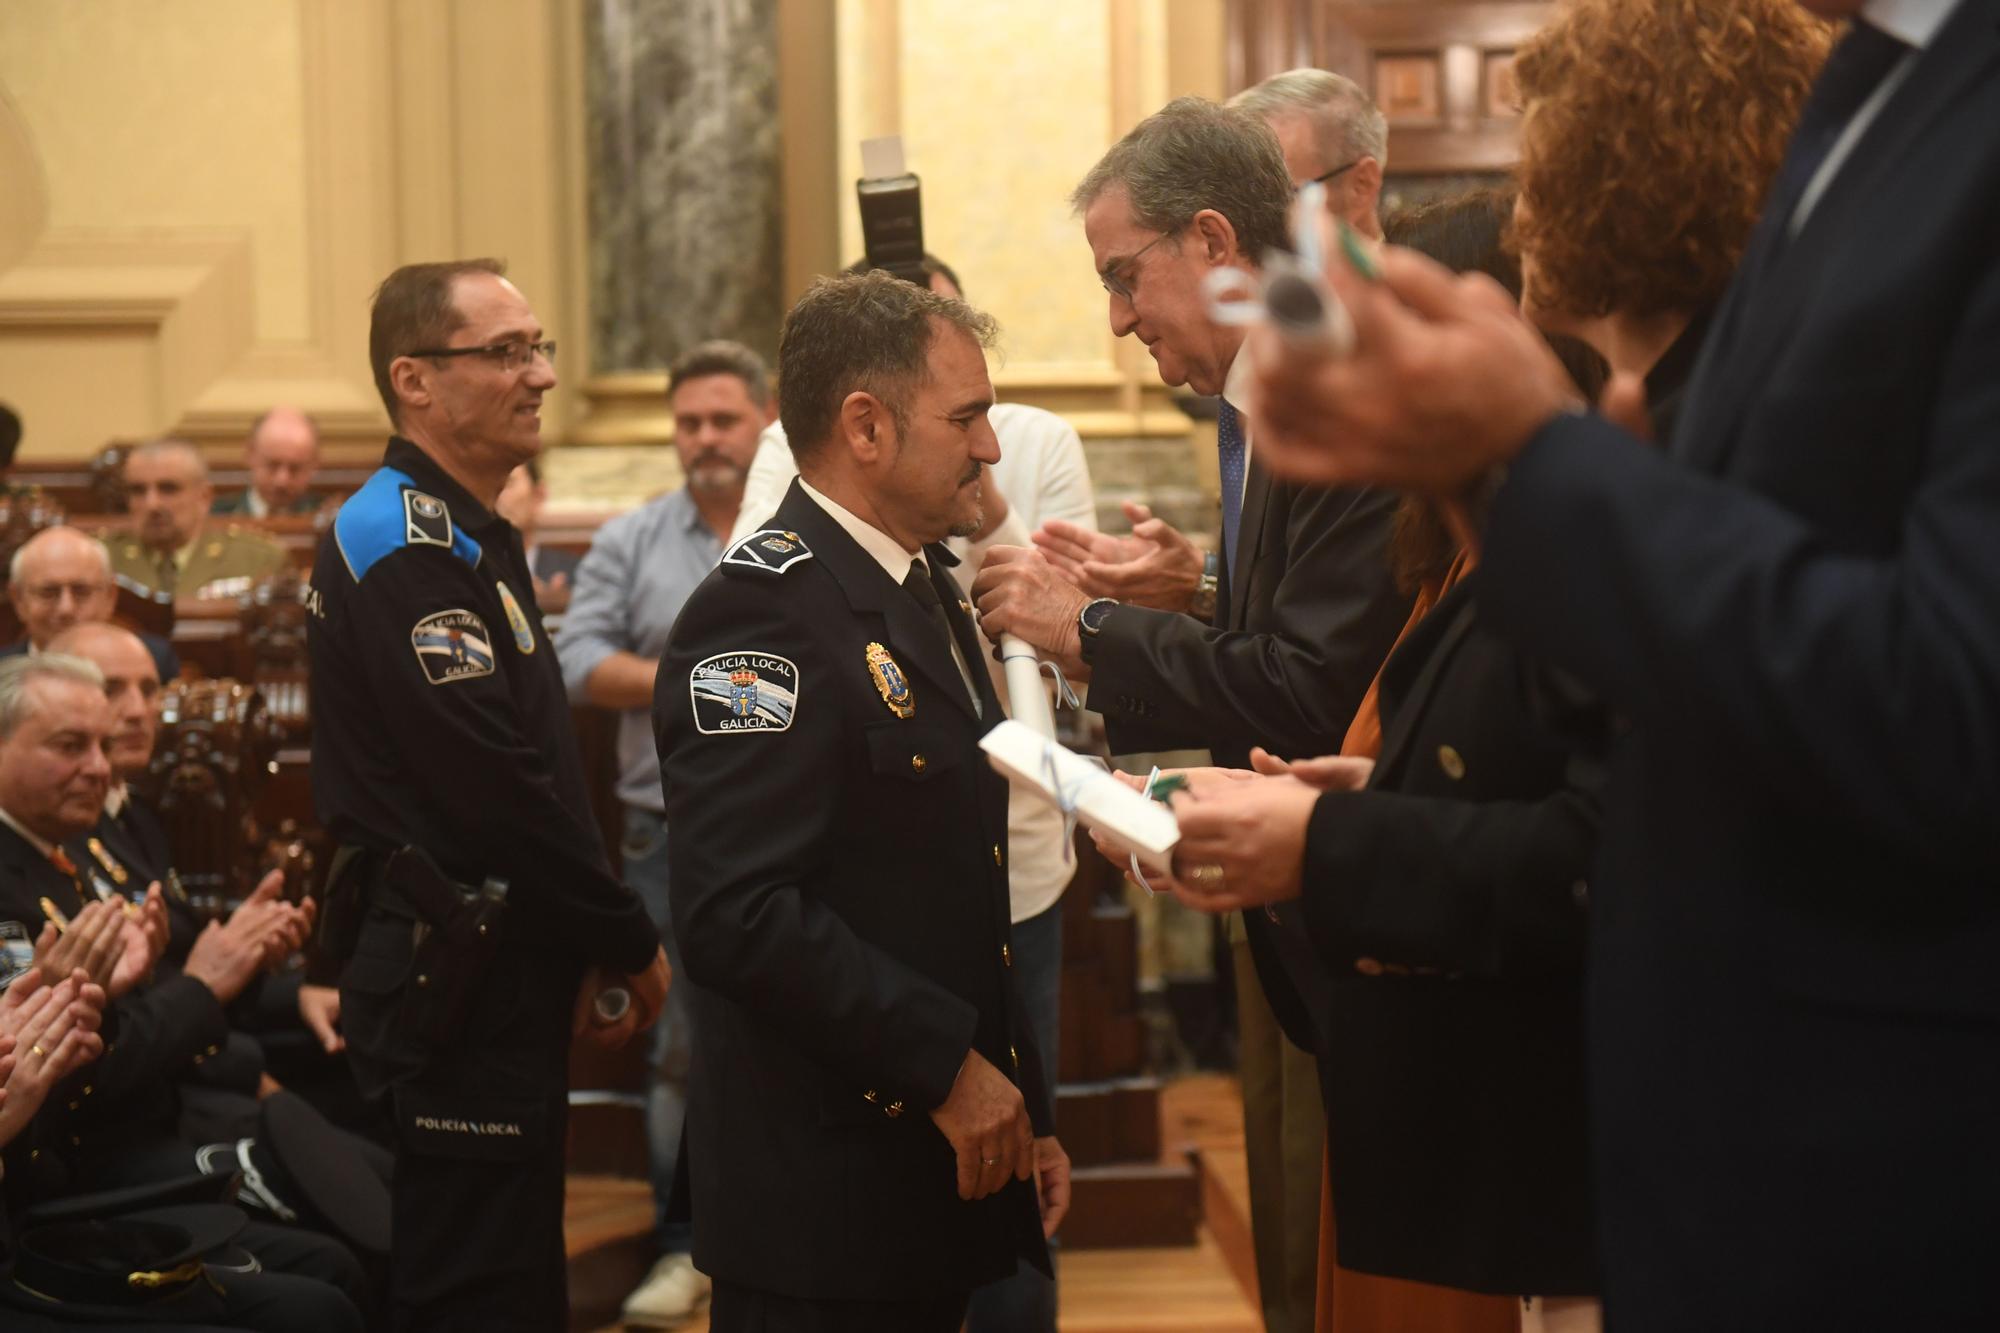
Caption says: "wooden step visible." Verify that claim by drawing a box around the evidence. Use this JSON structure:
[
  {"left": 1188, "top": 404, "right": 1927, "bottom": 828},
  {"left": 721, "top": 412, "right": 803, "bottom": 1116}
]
[
  {"left": 564, "top": 1175, "right": 656, "bottom": 1332},
  {"left": 1056, "top": 1077, "right": 1165, "bottom": 1168},
  {"left": 566, "top": 1092, "right": 649, "bottom": 1178},
  {"left": 1061, "top": 1153, "right": 1203, "bottom": 1250}
]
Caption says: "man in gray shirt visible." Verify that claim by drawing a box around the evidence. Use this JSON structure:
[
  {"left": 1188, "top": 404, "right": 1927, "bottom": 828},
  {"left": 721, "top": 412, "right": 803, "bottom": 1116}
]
[{"left": 555, "top": 340, "right": 774, "bottom": 1328}]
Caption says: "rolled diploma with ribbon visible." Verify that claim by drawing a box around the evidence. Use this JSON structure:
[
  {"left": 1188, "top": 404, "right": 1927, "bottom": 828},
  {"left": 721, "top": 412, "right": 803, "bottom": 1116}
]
[
  {"left": 983, "top": 635, "right": 1178, "bottom": 872},
  {"left": 998, "top": 633, "right": 1058, "bottom": 738}
]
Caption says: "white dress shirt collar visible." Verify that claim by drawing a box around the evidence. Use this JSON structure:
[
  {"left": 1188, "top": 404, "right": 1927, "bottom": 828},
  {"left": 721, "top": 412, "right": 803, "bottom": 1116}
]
[
  {"left": 1862, "top": 0, "right": 1957, "bottom": 48},
  {"left": 798, "top": 477, "right": 925, "bottom": 585},
  {"left": 0, "top": 805, "right": 58, "bottom": 860}
]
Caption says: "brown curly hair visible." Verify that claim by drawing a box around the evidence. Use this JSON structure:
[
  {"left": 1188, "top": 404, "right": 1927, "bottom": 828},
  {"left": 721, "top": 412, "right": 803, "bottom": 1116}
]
[{"left": 1510, "top": 0, "right": 1832, "bottom": 320}]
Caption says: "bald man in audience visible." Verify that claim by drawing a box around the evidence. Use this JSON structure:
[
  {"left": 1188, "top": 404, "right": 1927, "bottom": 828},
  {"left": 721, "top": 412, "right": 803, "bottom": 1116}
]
[
  {"left": 215, "top": 408, "right": 323, "bottom": 517},
  {"left": 108, "top": 438, "right": 286, "bottom": 600},
  {"left": 3, "top": 524, "right": 179, "bottom": 681}
]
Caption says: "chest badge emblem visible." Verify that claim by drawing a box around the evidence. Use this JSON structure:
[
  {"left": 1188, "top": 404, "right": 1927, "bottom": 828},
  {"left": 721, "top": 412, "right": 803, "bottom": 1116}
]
[
  {"left": 496, "top": 580, "right": 536, "bottom": 654},
  {"left": 865, "top": 642, "right": 915, "bottom": 719}
]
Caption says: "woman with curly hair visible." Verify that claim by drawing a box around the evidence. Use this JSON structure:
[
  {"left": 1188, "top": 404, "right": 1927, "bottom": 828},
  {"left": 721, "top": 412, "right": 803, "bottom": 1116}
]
[{"left": 1510, "top": 0, "right": 1832, "bottom": 443}]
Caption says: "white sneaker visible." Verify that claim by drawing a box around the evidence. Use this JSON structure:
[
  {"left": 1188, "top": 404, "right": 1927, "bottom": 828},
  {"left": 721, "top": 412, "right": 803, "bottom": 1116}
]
[{"left": 620, "top": 1252, "right": 712, "bottom": 1328}]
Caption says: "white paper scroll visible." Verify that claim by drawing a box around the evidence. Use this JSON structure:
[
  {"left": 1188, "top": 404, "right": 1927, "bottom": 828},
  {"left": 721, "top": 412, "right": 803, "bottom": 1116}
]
[{"left": 984, "top": 635, "right": 1179, "bottom": 872}]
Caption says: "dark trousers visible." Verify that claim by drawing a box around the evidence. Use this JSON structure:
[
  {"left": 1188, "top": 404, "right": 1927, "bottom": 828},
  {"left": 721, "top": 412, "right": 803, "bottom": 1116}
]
[
  {"left": 342, "top": 920, "right": 580, "bottom": 1333},
  {"left": 622, "top": 806, "right": 695, "bottom": 1254},
  {"left": 710, "top": 1281, "right": 969, "bottom": 1333},
  {"left": 964, "top": 899, "right": 1062, "bottom": 1333}
]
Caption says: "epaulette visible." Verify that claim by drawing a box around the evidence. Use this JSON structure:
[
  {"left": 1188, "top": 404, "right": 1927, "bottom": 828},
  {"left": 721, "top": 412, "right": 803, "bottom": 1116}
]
[
  {"left": 220, "top": 522, "right": 285, "bottom": 552},
  {"left": 721, "top": 528, "right": 814, "bottom": 577},
  {"left": 333, "top": 467, "right": 483, "bottom": 582}
]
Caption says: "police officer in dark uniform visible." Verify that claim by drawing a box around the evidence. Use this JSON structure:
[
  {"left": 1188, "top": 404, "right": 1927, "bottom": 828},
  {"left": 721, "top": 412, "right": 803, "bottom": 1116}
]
[
  {"left": 657, "top": 272, "right": 1070, "bottom": 1332},
  {"left": 306, "top": 259, "right": 669, "bottom": 1332}
]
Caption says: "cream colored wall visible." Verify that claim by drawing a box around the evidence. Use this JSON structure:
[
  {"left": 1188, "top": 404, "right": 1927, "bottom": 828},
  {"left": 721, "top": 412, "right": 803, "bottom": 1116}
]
[
  {"left": 0, "top": 0, "right": 585, "bottom": 463},
  {"left": 0, "top": 0, "right": 1224, "bottom": 478},
  {"left": 834, "top": 0, "right": 1227, "bottom": 438}
]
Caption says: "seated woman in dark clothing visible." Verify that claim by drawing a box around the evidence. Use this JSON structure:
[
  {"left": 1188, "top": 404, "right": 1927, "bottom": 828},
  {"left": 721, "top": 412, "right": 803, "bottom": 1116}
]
[{"left": 1152, "top": 3, "right": 1831, "bottom": 1328}]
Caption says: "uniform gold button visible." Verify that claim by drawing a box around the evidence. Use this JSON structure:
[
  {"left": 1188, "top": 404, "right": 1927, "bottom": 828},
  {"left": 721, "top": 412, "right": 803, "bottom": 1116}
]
[
  {"left": 992, "top": 845, "right": 1002, "bottom": 867},
  {"left": 886, "top": 1099, "right": 904, "bottom": 1118},
  {"left": 1354, "top": 957, "right": 1385, "bottom": 977},
  {"left": 1437, "top": 745, "right": 1467, "bottom": 780},
  {"left": 864, "top": 1089, "right": 880, "bottom": 1103},
  {"left": 1002, "top": 943, "right": 1012, "bottom": 967},
  {"left": 911, "top": 754, "right": 927, "bottom": 775},
  {"left": 1009, "top": 1044, "right": 1019, "bottom": 1068}
]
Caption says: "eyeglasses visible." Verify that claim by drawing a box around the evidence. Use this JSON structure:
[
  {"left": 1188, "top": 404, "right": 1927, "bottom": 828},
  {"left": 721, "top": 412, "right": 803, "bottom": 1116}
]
[
  {"left": 20, "top": 580, "right": 108, "bottom": 606},
  {"left": 1100, "top": 230, "right": 1180, "bottom": 303},
  {"left": 407, "top": 339, "right": 558, "bottom": 370},
  {"left": 1306, "top": 160, "right": 1360, "bottom": 188}
]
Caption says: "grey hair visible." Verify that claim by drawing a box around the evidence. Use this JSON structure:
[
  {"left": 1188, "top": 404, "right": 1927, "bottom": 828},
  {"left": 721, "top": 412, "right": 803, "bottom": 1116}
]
[
  {"left": 1070, "top": 96, "right": 1294, "bottom": 259},
  {"left": 1229, "top": 68, "right": 1389, "bottom": 172},
  {"left": 126, "top": 437, "right": 210, "bottom": 483},
  {"left": 0, "top": 653, "right": 106, "bottom": 739},
  {"left": 8, "top": 525, "right": 113, "bottom": 587}
]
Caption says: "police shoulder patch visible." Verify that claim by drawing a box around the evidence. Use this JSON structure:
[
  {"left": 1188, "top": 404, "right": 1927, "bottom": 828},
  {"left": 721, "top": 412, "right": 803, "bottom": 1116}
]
[
  {"left": 411, "top": 608, "right": 497, "bottom": 684},
  {"left": 0, "top": 921, "right": 35, "bottom": 990},
  {"left": 689, "top": 651, "right": 799, "bottom": 734},
  {"left": 722, "top": 529, "right": 813, "bottom": 577},
  {"left": 404, "top": 489, "right": 453, "bottom": 548}
]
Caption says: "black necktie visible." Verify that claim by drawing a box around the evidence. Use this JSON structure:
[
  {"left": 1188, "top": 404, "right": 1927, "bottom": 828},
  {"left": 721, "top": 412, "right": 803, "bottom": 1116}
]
[
  {"left": 1767, "top": 21, "right": 1910, "bottom": 238},
  {"left": 902, "top": 560, "right": 955, "bottom": 651}
]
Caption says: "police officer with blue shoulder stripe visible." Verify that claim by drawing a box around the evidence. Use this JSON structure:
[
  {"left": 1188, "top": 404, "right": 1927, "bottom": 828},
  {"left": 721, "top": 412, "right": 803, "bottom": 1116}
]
[{"left": 305, "top": 258, "right": 671, "bottom": 1332}]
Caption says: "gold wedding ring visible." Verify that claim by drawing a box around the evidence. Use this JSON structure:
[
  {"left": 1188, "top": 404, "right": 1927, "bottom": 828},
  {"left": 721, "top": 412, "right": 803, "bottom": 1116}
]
[
  {"left": 30, "top": 1045, "right": 45, "bottom": 1057},
  {"left": 1187, "top": 864, "right": 1226, "bottom": 889}
]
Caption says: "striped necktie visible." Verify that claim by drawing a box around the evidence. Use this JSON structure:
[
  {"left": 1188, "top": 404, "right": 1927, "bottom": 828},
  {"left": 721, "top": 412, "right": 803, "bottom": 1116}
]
[{"left": 1217, "top": 398, "right": 1246, "bottom": 572}]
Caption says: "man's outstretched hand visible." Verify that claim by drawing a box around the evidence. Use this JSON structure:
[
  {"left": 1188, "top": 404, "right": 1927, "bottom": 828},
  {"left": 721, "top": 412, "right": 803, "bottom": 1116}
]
[{"left": 1033, "top": 501, "right": 1203, "bottom": 612}]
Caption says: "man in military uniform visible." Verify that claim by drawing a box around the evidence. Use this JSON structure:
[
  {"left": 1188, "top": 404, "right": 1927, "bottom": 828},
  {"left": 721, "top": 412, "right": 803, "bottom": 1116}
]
[
  {"left": 109, "top": 439, "right": 286, "bottom": 600},
  {"left": 658, "top": 271, "right": 1070, "bottom": 1332},
  {"left": 306, "top": 257, "right": 669, "bottom": 1332}
]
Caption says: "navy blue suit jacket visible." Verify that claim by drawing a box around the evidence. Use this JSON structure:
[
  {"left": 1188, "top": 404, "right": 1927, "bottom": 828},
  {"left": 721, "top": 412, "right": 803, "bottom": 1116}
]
[{"left": 1477, "top": 9, "right": 2000, "bottom": 1328}]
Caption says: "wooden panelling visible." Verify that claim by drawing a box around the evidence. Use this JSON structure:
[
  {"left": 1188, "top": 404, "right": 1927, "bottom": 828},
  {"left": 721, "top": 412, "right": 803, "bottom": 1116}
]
[{"left": 1226, "top": 0, "right": 1552, "bottom": 175}]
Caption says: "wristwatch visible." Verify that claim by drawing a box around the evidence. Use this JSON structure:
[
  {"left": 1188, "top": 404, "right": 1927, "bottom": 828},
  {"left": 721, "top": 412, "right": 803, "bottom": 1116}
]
[
  {"left": 1188, "top": 551, "right": 1219, "bottom": 621},
  {"left": 1078, "top": 597, "right": 1120, "bottom": 639}
]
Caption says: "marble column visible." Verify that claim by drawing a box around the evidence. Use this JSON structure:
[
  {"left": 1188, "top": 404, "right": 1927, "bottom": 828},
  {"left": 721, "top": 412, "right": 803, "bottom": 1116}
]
[{"left": 586, "top": 0, "right": 782, "bottom": 373}]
